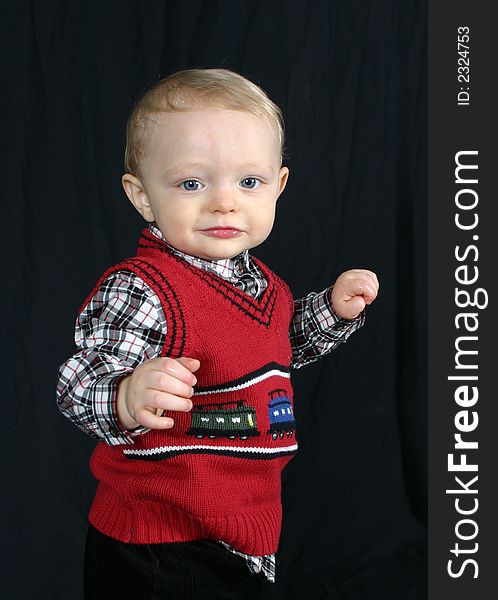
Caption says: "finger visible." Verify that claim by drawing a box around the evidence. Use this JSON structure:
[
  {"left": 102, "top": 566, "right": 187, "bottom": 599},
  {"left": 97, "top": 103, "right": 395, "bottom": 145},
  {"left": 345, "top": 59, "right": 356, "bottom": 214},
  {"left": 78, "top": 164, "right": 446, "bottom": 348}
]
[
  {"left": 134, "top": 407, "right": 175, "bottom": 430},
  {"left": 363, "top": 288, "right": 378, "bottom": 304},
  {"left": 344, "top": 295, "right": 366, "bottom": 317},
  {"left": 346, "top": 277, "right": 377, "bottom": 298},
  {"left": 146, "top": 390, "right": 193, "bottom": 413},
  {"left": 148, "top": 370, "right": 194, "bottom": 398},
  {"left": 348, "top": 269, "right": 379, "bottom": 290},
  {"left": 356, "top": 278, "right": 378, "bottom": 302},
  {"left": 153, "top": 357, "right": 198, "bottom": 385},
  {"left": 176, "top": 357, "right": 201, "bottom": 373},
  {"left": 365, "top": 271, "right": 379, "bottom": 291}
]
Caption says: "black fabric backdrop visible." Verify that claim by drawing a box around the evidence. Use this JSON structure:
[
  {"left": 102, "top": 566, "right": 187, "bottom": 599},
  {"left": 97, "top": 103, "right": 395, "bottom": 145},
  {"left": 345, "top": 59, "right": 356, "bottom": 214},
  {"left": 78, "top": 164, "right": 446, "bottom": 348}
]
[{"left": 2, "top": 1, "right": 427, "bottom": 598}]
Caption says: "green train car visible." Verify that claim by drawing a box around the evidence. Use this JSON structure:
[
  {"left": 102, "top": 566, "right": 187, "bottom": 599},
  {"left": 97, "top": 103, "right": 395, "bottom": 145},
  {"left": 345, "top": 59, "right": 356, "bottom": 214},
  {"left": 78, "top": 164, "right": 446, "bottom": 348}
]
[{"left": 187, "top": 400, "right": 260, "bottom": 440}]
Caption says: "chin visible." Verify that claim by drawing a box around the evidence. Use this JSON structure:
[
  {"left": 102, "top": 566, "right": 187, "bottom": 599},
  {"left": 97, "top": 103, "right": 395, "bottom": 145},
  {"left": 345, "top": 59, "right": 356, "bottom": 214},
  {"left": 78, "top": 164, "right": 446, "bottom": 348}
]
[{"left": 200, "top": 243, "right": 249, "bottom": 261}]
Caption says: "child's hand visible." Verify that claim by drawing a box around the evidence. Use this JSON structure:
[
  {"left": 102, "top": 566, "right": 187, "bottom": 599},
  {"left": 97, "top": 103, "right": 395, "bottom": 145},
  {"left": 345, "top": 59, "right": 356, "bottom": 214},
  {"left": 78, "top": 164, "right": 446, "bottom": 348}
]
[
  {"left": 116, "top": 357, "right": 200, "bottom": 431},
  {"left": 330, "top": 269, "right": 379, "bottom": 320}
]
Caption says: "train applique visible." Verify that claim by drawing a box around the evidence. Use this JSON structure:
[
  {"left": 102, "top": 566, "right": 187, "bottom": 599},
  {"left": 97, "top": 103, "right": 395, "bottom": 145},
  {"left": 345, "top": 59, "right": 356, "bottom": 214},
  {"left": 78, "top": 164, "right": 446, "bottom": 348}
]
[
  {"left": 267, "top": 389, "right": 296, "bottom": 440},
  {"left": 186, "top": 389, "right": 295, "bottom": 441},
  {"left": 187, "top": 400, "right": 260, "bottom": 440}
]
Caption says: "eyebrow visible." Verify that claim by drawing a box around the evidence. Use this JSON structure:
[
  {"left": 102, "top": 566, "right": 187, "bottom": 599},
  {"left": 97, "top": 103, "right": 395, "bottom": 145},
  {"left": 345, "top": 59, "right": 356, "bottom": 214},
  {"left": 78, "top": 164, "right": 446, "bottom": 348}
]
[
  {"left": 163, "top": 162, "right": 275, "bottom": 178},
  {"left": 241, "top": 163, "right": 275, "bottom": 175},
  {"left": 162, "top": 163, "right": 209, "bottom": 177}
]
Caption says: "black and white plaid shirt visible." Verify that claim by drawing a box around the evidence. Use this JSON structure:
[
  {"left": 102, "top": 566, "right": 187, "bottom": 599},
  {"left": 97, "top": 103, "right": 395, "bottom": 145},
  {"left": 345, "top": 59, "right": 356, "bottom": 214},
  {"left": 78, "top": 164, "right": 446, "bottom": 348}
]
[{"left": 57, "top": 223, "right": 365, "bottom": 582}]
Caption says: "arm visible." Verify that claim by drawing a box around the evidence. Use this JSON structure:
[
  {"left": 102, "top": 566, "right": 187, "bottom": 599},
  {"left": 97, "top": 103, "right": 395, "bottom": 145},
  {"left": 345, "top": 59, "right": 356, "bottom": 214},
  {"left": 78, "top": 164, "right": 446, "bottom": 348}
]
[
  {"left": 56, "top": 271, "right": 166, "bottom": 445},
  {"left": 289, "top": 287, "right": 365, "bottom": 369},
  {"left": 290, "top": 269, "right": 379, "bottom": 369}
]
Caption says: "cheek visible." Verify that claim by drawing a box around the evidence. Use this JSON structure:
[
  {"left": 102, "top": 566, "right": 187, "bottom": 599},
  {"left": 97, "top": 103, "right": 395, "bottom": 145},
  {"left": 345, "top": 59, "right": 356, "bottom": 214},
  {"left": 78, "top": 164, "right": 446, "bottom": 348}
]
[
  {"left": 158, "top": 203, "right": 194, "bottom": 228},
  {"left": 254, "top": 204, "right": 276, "bottom": 235}
]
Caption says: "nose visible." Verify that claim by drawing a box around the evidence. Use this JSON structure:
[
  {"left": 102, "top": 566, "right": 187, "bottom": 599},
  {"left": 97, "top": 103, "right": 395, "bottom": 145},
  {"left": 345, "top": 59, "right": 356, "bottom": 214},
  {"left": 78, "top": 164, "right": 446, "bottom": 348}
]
[{"left": 207, "top": 186, "right": 239, "bottom": 213}]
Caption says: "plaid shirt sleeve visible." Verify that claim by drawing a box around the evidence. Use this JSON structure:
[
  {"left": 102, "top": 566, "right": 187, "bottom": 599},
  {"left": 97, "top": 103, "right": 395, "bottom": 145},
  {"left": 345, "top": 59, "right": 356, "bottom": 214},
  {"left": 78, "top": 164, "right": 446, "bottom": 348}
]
[
  {"left": 56, "top": 271, "right": 166, "bottom": 446},
  {"left": 290, "top": 286, "right": 365, "bottom": 370}
]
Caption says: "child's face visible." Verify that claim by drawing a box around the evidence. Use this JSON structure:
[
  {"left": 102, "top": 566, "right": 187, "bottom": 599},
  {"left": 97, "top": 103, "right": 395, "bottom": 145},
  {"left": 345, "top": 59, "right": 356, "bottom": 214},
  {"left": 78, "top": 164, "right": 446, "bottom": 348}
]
[{"left": 122, "top": 108, "right": 289, "bottom": 260}]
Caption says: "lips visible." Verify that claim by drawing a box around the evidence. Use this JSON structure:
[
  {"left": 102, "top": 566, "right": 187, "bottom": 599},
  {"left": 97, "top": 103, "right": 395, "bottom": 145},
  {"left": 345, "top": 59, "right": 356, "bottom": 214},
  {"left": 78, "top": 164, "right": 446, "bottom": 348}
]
[{"left": 200, "top": 227, "right": 243, "bottom": 239}]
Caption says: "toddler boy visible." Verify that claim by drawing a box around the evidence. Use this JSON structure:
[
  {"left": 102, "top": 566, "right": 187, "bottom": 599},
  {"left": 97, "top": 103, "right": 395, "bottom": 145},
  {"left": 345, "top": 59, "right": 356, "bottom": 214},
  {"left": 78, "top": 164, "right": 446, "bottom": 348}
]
[{"left": 57, "top": 68, "right": 378, "bottom": 599}]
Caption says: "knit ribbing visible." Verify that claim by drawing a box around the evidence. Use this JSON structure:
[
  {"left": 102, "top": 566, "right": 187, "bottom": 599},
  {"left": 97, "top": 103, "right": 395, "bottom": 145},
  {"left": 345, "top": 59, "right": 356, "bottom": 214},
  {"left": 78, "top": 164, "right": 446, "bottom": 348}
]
[
  {"left": 89, "top": 481, "right": 283, "bottom": 555},
  {"left": 86, "top": 228, "right": 297, "bottom": 555}
]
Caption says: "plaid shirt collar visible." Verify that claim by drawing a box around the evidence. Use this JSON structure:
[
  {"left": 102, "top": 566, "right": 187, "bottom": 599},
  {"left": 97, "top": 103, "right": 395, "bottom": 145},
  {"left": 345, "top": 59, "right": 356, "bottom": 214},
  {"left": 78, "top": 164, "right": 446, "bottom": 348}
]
[{"left": 148, "top": 223, "right": 251, "bottom": 281}]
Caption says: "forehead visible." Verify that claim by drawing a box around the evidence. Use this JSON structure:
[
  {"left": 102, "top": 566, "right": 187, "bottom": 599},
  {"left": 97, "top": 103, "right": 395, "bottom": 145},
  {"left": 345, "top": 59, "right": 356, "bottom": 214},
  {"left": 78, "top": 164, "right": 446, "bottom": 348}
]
[{"left": 143, "top": 108, "right": 280, "bottom": 170}]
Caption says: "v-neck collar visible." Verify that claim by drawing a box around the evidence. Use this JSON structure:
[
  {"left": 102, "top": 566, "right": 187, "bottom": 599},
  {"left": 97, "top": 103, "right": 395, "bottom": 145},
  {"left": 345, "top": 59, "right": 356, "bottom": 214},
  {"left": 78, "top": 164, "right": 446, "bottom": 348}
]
[
  {"left": 148, "top": 223, "right": 252, "bottom": 283},
  {"left": 137, "top": 228, "right": 278, "bottom": 327}
]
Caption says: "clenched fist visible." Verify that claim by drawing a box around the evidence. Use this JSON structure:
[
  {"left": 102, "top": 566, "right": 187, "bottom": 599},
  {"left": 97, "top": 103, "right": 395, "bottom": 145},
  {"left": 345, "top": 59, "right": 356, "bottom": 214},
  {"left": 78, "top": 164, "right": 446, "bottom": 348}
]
[
  {"left": 330, "top": 269, "right": 379, "bottom": 320},
  {"left": 116, "top": 356, "right": 200, "bottom": 431}
]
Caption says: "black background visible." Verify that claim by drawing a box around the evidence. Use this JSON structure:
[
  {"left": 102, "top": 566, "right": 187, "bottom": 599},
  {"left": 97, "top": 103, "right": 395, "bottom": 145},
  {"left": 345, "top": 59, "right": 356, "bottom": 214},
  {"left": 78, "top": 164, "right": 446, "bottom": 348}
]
[{"left": 2, "top": 1, "right": 427, "bottom": 598}]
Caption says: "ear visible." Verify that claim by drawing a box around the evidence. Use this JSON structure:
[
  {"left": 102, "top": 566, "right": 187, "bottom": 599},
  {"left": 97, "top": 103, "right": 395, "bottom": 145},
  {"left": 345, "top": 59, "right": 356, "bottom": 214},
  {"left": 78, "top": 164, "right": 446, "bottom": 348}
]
[
  {"left": 122, "top": 173, "right": 155, "bottom": 222},
  {"left": 276, "top": 166, "right": 289, "bottom": 199}
]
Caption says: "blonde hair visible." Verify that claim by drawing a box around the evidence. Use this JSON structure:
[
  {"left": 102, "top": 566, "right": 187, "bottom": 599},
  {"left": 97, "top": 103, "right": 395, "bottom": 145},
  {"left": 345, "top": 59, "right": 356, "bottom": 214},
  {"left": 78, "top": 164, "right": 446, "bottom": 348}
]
[{"left": 124, "top": 68, "right": 285, "bottom": 176}]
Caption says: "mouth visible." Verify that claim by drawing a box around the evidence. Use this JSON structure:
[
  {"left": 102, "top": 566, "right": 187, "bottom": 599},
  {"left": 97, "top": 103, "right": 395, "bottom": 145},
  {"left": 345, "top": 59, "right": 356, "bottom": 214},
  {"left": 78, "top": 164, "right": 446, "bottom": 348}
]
[{"left": 199, "top": 227, "right": 244, "bottom": 239}]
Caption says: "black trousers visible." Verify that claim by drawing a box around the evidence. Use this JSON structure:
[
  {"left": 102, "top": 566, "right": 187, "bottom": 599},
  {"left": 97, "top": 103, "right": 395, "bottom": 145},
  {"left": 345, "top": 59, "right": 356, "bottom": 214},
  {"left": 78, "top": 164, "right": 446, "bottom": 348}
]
[{"left": 84, "top": 525, "right": 270, "bottom": 600}]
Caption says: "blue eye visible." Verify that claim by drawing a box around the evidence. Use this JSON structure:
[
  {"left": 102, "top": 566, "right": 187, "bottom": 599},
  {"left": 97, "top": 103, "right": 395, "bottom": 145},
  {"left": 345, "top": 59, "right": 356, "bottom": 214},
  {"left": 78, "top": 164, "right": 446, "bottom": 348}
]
[
  {"left": 240, "top": 178, "right": 260, "bottom": 189},
  {"left": 180, "top": 180, "right": 202, "bottom": 191}
]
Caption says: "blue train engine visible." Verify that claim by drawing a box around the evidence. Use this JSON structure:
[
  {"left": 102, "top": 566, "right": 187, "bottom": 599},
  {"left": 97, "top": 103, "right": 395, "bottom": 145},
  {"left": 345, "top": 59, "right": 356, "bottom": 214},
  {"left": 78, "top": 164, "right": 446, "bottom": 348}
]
[
  {"left": 267, "top": 389, "right": 295, "bottom": 439},
  {"left": 187, "top": 400, "right": 260, "bottom": 440}
]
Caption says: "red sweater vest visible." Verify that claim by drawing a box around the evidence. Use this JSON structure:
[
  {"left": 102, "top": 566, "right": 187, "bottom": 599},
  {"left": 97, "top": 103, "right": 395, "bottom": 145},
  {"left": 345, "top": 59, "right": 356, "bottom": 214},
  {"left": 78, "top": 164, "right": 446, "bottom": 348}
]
[{"left": 85, "top": 228, "right": 297, "bottom": 555}]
